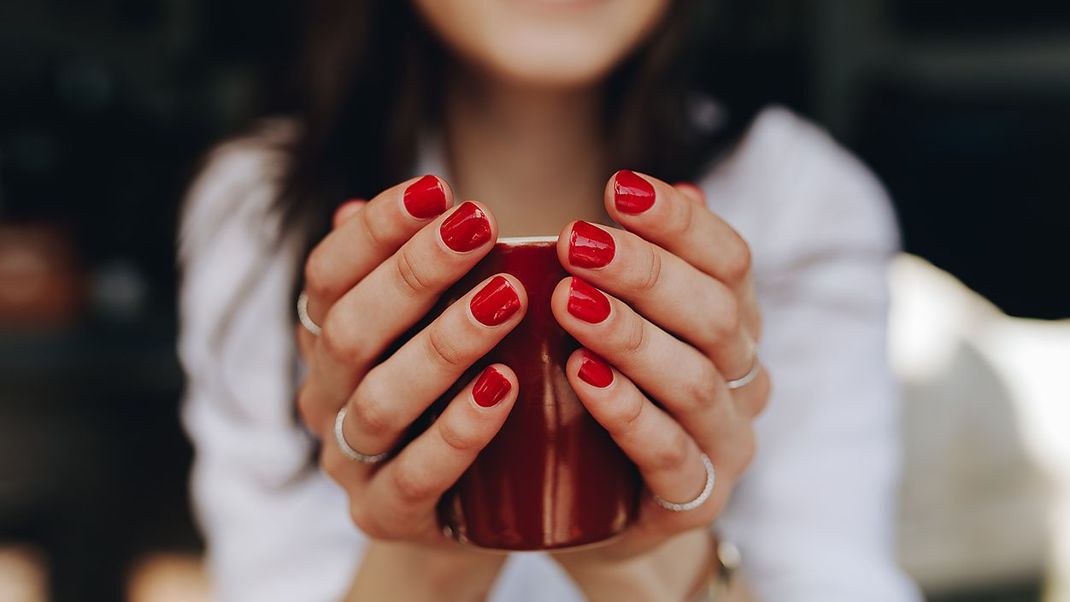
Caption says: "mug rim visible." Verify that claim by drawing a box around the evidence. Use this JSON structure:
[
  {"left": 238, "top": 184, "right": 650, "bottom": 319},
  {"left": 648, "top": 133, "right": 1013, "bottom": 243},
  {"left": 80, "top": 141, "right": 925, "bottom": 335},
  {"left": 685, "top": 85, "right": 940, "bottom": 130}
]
[{"left": 496, "top": 235, "right": 559, "bottom": 245}]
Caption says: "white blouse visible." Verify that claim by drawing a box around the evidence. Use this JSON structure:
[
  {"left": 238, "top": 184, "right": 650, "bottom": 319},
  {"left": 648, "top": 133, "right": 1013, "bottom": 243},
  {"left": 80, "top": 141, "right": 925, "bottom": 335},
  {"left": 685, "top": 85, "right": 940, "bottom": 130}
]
[{"left": 178, "top": 107, "right": 921, "bottom": 601}]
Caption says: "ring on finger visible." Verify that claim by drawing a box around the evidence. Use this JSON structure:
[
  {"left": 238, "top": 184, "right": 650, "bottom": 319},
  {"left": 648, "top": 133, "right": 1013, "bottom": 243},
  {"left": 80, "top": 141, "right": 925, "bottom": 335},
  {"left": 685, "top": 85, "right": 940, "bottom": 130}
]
[
  {"left": 334, "top": 407, "right": 391, "bottom": 464},
  {"left": 652, "top": 453, "right": 715, "bottom": 512},
  {"left": 297, "top": 291, "right": 322, "bottom": 336},
  {"left": 725, "top": 356, "right": 760, "bottom": 390}
]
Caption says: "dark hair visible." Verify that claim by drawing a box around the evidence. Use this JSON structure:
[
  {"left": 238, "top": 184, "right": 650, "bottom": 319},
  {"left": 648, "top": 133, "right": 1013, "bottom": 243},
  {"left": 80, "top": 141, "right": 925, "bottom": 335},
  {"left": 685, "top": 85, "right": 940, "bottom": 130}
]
[{"left": 273, "top": 0, "right": 792, "bottom": 254}]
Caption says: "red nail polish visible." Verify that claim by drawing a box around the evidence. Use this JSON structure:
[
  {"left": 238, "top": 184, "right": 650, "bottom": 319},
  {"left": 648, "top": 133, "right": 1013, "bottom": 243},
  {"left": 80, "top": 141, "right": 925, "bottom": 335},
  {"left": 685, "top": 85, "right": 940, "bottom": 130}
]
[
  {"left": 472, "top": 366, "right": 511, "bottom": 407},
  {"left": 403, "top": 175, "right": 448, "bottom": 219},
  {"left": 578, "top": 350, "right": 614, "bottom": 388},
  {"left": 567, "top": 278, "right": 610, "bottom": 323},
  {"left": 613, "top": 170, "right": 655, "bottom": 214},
  {"left": 470, "top": 276, "right": 521, "bottom": 326},
  {"left": 440, "top": 201, "right": 492, "bottom": 252},
  {"left": 569, "top": 221, "right": 615, "bottom": 269}
]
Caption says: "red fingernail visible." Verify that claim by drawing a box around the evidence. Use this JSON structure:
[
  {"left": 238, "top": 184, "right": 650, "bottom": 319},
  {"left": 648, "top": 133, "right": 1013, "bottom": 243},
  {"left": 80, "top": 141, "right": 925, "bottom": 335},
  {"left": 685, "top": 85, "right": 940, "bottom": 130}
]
[
  {"left": 470, "top": 276, "right": 521, "bottom": 326},
  {"left": 472, "top": 366, "right": 511, "bottom": 407},
  {"left": 613, "top": 170, "right": 655, "bottom": 214},
  {"left": 440, "top": 201, "right": 491, "bottom": 252},
  {"left": 567, "top": 278, "right": 610, "bottom": 323},
  {"left": 403, "top": 175, "right": 448, "bottom": 219},
  {"left": 578, "top": 350, "right": 614, "bottom": 388},
  {"left": 569, "top": 221, "right": 615, "bottom": 269}
]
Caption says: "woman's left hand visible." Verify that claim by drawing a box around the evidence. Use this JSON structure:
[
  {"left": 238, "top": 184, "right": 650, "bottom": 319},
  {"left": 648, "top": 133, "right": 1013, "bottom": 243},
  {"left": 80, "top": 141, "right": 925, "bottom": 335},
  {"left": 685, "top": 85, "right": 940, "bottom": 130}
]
[{"left": 551, "top": 170, "right": 770, "bottom": 567}]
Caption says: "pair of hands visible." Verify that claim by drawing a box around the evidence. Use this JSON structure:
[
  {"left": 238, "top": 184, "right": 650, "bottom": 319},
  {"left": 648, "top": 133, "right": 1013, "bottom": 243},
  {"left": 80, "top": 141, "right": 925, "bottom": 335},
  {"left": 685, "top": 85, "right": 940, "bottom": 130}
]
[{"left": 295, "top": 169, "right": 769, "bottom": 570}]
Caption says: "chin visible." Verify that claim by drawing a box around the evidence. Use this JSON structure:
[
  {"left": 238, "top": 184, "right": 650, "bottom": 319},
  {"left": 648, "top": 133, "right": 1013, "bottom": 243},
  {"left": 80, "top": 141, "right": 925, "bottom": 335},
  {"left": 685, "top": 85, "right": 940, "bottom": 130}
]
[{"left": 415, "top": 0, "right": 671, "bottom": 89}]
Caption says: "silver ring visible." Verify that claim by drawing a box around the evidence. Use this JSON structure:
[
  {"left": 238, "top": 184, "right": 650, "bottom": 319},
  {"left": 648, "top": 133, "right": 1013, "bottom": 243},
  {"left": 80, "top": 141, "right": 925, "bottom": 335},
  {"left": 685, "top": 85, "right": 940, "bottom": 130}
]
[
  {"left": 725, "top": 357, "right": 760, "bottom": 390},
  {"left": 334, "top": 408, "right": 391, "bottom": 464},
  {"left": 297, "top": 291, "right": 321, "bottom": 336},
  {"left": 652, "top": 453, "right": 715, "bottom": 512}
]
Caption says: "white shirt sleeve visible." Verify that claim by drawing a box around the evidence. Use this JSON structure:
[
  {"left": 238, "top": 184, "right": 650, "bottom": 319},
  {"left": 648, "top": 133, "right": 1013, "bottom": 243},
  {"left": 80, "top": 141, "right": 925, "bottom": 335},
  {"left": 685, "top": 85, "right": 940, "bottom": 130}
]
[
  {"left": 177, "top": 129, "right": 365, "bottom": 602},
  {"left": 707, "top": 108, "right": 922, "bottom": 601}
]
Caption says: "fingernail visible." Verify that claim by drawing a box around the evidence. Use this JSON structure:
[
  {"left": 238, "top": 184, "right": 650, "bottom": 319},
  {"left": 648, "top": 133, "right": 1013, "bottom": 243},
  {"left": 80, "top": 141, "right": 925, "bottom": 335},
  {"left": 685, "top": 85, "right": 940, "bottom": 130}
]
[
  {"left": 613, "top": 170, "right": 655, "bottom": 214},
  {"left": 567, "top": 278, "right": 610, "bottom": 323},
  {"left": 569, "top": 221, "right": 615, "bottom": 269},
  {"left": 404, "top": 175, "right": 448, "bottom": 219},
  {"left": 470, "top": 276, "right": 521, "bottom": 326},
  {"left": 578, "top": 350, "right": 614, "bottom": 388},
  {"left": 472, "top": 366, "right": 511, "bottom": 407},
  {"left": 440, "top": 201, "right": 492, "bottom": 252}
]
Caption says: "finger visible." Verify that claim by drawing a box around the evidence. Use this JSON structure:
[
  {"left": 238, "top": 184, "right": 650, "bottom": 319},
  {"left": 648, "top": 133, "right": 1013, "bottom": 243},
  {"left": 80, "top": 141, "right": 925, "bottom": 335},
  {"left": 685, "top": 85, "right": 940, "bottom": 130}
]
[
  {"left": 311, "top": 201, "right": 498, "bottom": 411},
  {"left": 566, "top": 350, "right": 739, "bottom": 521},
  {"left": 304, "top": 174, "right": 452, "bottom": 324},
  {"left": 339, "top": 273, "right": 526, "bottom": 457},
  {"left": 333, "top": 198, "right": 367, "bottom": 229},
  {"left": 356, "top": 365, "right": 518, "bottom": 540},
  {"left": 604, "top": 170, "right": 752, "bottom": 291},
  {"left": 558, "top": 221, "right": 755, "bottom": 380},
  {"left": 552, "top": 277, "right": 740, "bottom": 453}
]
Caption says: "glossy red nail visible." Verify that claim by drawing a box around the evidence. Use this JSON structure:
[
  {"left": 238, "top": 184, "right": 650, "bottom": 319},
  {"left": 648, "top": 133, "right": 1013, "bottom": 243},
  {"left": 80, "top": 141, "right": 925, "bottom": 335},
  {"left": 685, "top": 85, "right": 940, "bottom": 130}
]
[
  {"left": 403, "top": 175, "right": 448, "bottom": 219},
  {"left": 578, "top": 350, "right": 613, "bottom": 388},
  {"left": 472, "top": 366, "right": 511, "bottom": 407},
  {"left": 569, "top": 221, "right": 615, "bottom": 269},
  {"left": 470, "top": 276, "right": 521, "bottom": 326},
  {"left": 567, "top": 278, "right": 610, "bottom": 323},
  {"left": 613, "top": 170, "right": 655, "bottom": 214},
  {"left": 440, "top": 201, "right": 491, "bottom": 252}
]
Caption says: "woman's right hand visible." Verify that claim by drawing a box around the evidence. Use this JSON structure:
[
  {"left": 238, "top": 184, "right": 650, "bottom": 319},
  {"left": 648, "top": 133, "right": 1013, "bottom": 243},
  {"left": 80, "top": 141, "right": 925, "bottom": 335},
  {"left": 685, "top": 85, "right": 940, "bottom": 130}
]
[{"left": 295, "top": 175, "right": 526, "bottom": 549}]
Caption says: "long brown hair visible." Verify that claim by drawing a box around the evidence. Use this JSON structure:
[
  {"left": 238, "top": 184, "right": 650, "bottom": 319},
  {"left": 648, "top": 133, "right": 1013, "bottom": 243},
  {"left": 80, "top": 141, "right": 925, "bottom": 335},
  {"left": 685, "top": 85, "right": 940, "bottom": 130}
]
[{"left": 274, "top": 0, "right": 789, "bottom": 253}]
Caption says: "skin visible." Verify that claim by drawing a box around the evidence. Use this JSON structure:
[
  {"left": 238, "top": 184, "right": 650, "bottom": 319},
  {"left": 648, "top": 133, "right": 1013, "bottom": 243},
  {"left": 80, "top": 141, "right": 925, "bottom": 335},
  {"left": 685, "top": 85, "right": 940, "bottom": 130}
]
[{"left": 296, "top": 1, "right": 769, "bottom": 599}]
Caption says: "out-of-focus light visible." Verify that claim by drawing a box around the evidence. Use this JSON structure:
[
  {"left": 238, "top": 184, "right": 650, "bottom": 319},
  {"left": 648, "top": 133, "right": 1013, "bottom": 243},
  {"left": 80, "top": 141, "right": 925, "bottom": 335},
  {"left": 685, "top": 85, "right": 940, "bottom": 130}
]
[
  {"left": 126, "top": 553, "right": 212, "bottom": 602},
  {"left": 0, "top": 545, "right": 48, "bottom": 602}
]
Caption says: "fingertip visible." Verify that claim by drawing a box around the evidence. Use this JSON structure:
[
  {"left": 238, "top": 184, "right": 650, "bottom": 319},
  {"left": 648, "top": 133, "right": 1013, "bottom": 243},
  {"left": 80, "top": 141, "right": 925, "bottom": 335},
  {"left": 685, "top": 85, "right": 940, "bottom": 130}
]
[
  {"left": 568, "top": 348, "right": 615, "bottom": 389},
  {"left": 471, "top": 364, "right": 518, "bottom": 409}
]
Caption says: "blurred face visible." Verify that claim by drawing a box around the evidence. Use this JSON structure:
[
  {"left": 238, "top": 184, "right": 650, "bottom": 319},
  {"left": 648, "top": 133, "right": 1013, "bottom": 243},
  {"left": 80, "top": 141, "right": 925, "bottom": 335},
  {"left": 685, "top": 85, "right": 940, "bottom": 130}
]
[{"left": 412, "top": 0, "right": 672, "bottom": 88}]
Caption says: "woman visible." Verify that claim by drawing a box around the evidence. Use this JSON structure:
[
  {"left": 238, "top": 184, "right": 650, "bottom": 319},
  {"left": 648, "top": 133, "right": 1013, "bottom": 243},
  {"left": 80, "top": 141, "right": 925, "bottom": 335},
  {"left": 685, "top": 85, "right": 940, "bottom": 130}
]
[{"left": 179, "top": 1, "right": 920, "bottom": 600}]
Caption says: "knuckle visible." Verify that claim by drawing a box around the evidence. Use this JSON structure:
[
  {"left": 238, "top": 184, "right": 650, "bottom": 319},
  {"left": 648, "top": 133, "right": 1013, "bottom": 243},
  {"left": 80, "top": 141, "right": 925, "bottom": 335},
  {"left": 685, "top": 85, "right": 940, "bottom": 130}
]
[
  {"left": 392, "top": 245, "right": 433, "bottom": 299},
  {"left": 390, "top": 459, "right": 436, "bottom": 505},
  {"left": 349, "top": 389, "right": 394, "bottom": 438},
  {"left": 357, "top": 205, "right": 389, "bottom": 251},
  {"left": 349, "top": 504, "right": 388, "bottom": 539},
  {"left": 437, "top": 416, "right": 484, "bottom": 455},
  {"left": 650, "top": 430, "right": 691, "bottom": 473},
  {"left": 618, "top": 314, "right": 647, "bottom": 357},
  {"left": 320, "top": 313, "right": 370, "bottom": 366},
  {"left": 707, "top": 295, "right": 741, "bottom": 343},
  {"left": 602, "top": 394, "right": 645, "bottom": 437},
  {"left": 683, "top": 363, "right": 720, "bottom": 409},
  {"left": 303, "top": 247, "right": 334, "bottom": 300},
  {"left": 668, "top": 194, "right": 696, "bottom": 236},
  {"left": 319, "top": 447, "right": 344, "bottom": 479},
  {"left": 634, "top": 244, "right": 663, "bottom": 293},
  {"left": 425, "top": 322, "right": 469, "bottom": 370},
  {"left": 721, "top": 236, "right": 752, "bottom": 283}
]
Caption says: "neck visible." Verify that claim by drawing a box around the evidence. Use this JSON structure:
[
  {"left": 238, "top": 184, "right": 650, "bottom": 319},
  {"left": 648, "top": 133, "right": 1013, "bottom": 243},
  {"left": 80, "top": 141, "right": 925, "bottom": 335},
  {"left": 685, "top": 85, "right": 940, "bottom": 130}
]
[{"left": 442, "top": 67, "right": 609, "bottom": 237}]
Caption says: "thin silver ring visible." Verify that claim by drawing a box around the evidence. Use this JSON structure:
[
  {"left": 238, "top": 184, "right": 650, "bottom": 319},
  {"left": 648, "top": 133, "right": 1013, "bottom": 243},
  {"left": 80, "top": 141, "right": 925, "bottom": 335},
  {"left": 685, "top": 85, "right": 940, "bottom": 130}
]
[
  {"left": 652, "top": 453, "right": 715, "bottom": 512},
  {"left": 334, "top": 408, "right": 391, "bottom": 464},
  {"left": 726, "top": 357, "right": 760, "bottom": 390},
  {"left": 297, "top": 291, "right": 321, "bottom": 336}
]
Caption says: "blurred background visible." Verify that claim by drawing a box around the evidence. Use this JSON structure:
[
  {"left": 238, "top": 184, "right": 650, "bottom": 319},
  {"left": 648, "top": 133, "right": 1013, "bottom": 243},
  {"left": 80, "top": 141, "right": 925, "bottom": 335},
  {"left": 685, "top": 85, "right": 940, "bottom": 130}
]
[{"left": 0, "top": 0, "right": 1067, "bottom": 600}]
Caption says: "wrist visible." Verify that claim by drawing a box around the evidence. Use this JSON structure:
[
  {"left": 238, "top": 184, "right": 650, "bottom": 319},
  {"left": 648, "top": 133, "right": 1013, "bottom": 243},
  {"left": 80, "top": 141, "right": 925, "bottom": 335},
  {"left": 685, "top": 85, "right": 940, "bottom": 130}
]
[
  {"left": 557, "top": 529, "right": 714, "bottom": 602},
  {"left": 348, "top": 541, "right": 505, "bottom": 602}
]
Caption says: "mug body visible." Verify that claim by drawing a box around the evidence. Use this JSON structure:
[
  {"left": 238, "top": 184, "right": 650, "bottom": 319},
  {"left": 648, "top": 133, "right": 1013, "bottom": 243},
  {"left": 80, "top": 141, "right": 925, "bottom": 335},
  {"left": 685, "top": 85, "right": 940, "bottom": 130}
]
[{"left": 434, "top": 236, "right": 640, "bottom": 551}]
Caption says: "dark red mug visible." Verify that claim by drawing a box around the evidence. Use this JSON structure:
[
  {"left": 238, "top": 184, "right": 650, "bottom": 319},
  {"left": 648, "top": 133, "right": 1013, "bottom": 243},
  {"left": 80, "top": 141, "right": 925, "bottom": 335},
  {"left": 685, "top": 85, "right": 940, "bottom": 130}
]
[{"left": 427, "top": 236, "right": 640, "bottom": 551}]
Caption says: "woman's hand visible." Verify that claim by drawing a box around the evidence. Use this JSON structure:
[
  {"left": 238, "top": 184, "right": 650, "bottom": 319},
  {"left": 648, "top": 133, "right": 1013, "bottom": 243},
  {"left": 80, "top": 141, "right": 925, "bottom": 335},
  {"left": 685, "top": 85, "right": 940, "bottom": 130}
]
[
  {"left": 550, "top": 171, "right": 770, "bottom": 593},
  {"left": 294, "top": 176, "right": 523, "bottom": 598}
]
